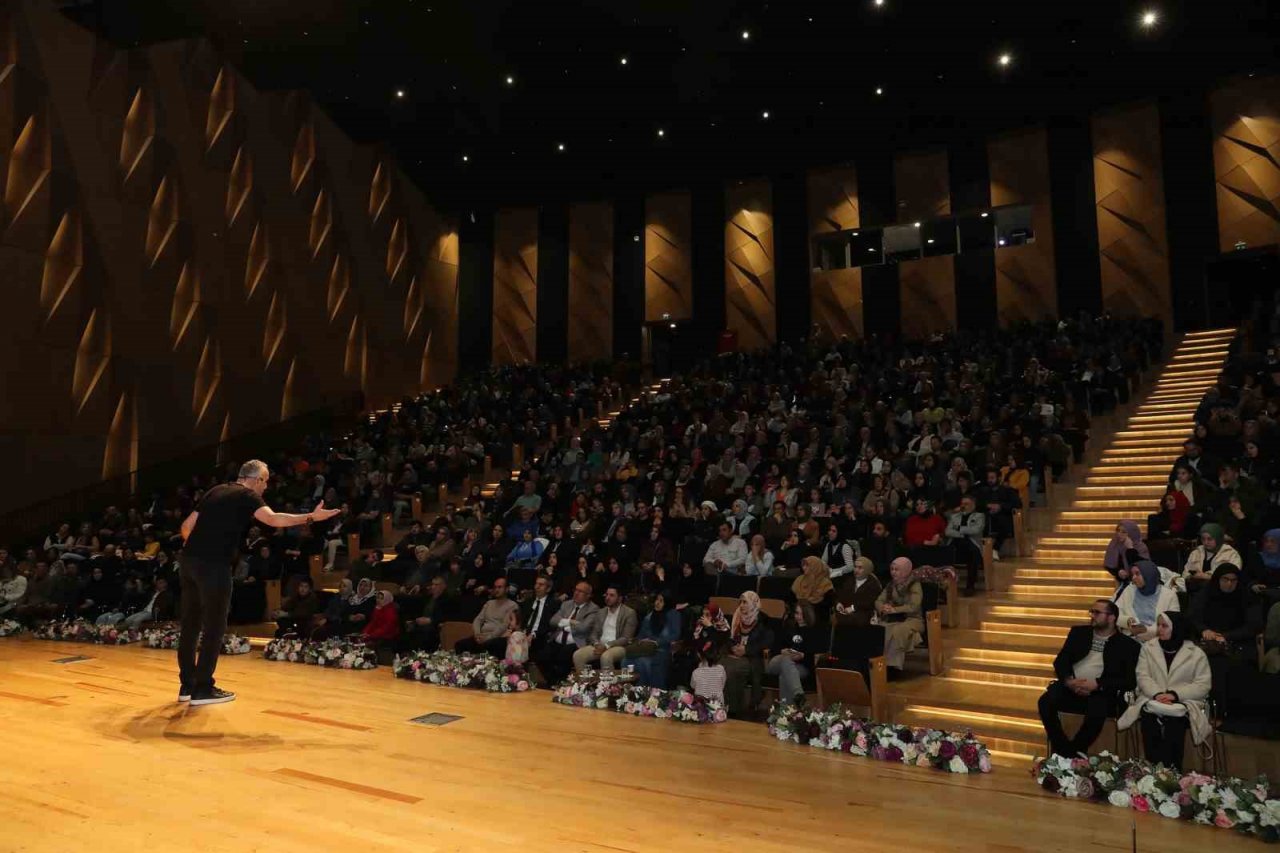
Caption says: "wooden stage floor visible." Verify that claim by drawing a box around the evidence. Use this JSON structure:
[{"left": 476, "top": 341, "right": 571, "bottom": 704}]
[{"left": 0, "top": 638, "right": 1262, "bottom": 853}]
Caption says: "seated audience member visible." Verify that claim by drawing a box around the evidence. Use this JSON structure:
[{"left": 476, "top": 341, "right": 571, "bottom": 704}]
[
  {"left": 572, "top": 585, "right": 636, "bottom": 672},
  {"left": 820, "top": 523, "right": 857, "bottom": 579},
  {"left": 95, "top": 576, "right": 148, "bottom": 626},
  {"left": 1180, "top": 523, "right": 1242, "bottom": 592},
  {"left": 689, "top": 641, "right": 727, "bottom": 704},
  {"left": 860, "top": 520, "right": 903, "bottom": 580},
  {"left": 362, "top": 590, "right": 401, "bottom": 646},
  {"left": 1169, "top": 439, "right": 1220, "bottom": 491},
  {"left": 792, "top": 556, "right": 835, "bottom": 622},
  {"left": 744, "top": 534, "right": 775, "bottom": 577},
  {"left": 74, "top": 564, "right": 119, "bottom": 622},
  {"left": 944, "top": 495, "right": 986, "bottom": 595},
  {"left": 1117, "top": 560, "right": 1179, "bottom": 643},
  {"left": 1104, "top": 520, "right": 1150, "bottom": 584},
  {"left": 0, "top": 560, "right": 28, "bottom": 617},
  {"left": 875, "top": 557, "right": 925, "bottom": 673},
  {"left": 521, "top": 574, "right": 559, "bottom": 655},
  {"left": 1037, "top": 599, "right": 1140, "bottom": 758},
  {"left": 312, "top": 578, "right": 354, "bottom": 640},
  {"left": 722, "top": 591, "right": 774, "bottom": 718},
  {"left": 1171, "top": 464, "right": 1212, "bottom": 510},
  {"left": 1247, "top": 529, "right": 1280, "bottom": 607},
  {"left": 502, "top": 608, "right": 530, "bottom": 663},
  {"left": 229, "top": 548, "right": 267, "bottom": 624},
  {"left": 274, "top": 578, "right": 320, "bottom": 637},
  {"left": 761, "top": 501, "right": 792, "bottom": 551},
  {"left": 537, "top": 581, "right": 601, "bottom": 686},
  {"left": 624, "top": 592, "right": 681, "bottom": 687},
  {"left": 975, "top": 467, "right": 1021, "bottom": 554},
  {"left": 454, "top": 577, "right": 519, "bottom": 657},
  {"left": 1147, "top": 491, "right": 1194, "bottom": 542},
  {"left": 637, "top": 525, "right": 675, "bottom": 591},
  {"left": 505, "top": 528, "right": 544, "bottom": 571},
  {"left": 834, "top": 556, "right": 883, "bottom": 627},
  {"left": 400, "top": 574, "right": 454, "bottom": 652},
  {"left": 122, "top": 576, "right": 175, "bottom": 629},
  {"left": 903, "top": 499, "right": 945, "bottom": 549},
  {"left": 702, "top": 521, "right": 748, "bottom": 576},
  {"left": 1118, "top": 612, "right": 1213, "bottom": 771},
  {"left": 1189, "top": 563, "right": 1262, "bottom": 692},
  {"left": 766, "top": 601, "right": 825, "bottom": 704}
]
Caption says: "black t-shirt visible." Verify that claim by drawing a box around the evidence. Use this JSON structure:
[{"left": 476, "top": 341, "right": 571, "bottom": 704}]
[{"left": 184, "top": 483, "right": 266, "bottom": 567}]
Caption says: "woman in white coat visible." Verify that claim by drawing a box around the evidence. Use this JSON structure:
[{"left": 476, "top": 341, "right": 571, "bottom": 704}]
[
  {"left": 1118, "top": 611, "right": 1212, "bottom": 770},
  {"left": 1177, "top": 523, "right": 1242, "bottom": 593},
  {"left": 1116, "top": 560, "right": 1179, "bottom": 642}
]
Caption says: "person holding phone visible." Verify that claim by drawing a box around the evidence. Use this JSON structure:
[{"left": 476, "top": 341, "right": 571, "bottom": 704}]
[{"left": 765, "top": 602, "right": 825, "bottom": 704}]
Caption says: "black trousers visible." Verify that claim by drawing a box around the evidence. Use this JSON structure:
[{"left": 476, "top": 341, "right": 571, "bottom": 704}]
[
  {"left": 454, "top": 635, "right": 507, "bottom": 658},
  {"left": 178, "top": 558, "right": 233, "bottom": 694},
  {"left": 1038, "top": 681, "right": 1116, "bottom": 757},
  {"left": 536, "top": 641, "right": 578, "bottom": 687},
  {"left": 1141, "top": 712, "right": 1191, "bottom": 770}
]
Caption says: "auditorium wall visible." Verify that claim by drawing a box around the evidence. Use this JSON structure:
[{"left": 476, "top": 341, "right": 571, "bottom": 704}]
[
  {"left": 724, "top": 179, "right": 776, "bottom": 350},
  {"left": 1211, "top": 74, "right": 1280, "bottom": 253},
  {"left": 989, "top": 127, "right": 1058, "bottom": 324},
  {"left": 491, "top": 207, "right": 538, "bottom": 365},
  {"left": 567, "top": 201, "right": 613, "bottom": 363},
  {"left": 1092, "top": 102, "right": 1172, "bottom": 328},
  {"left": 0, "top": 2, "right": 458, "bottom": 515},
  {"left": 644, "top": 190, "right": 692, "bottom": 322},
  {"left": 807, "top": 164, "right": 863, "bottom": 341},
  {"left": 894, "top": 150, "right": 956, "bottom": 336}
]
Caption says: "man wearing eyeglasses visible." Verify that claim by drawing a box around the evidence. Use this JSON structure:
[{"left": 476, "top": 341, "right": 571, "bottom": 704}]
[
  {"left": 178, "top": 459, "right": 339, "bottom": 706},
  {"left": 1037, "top": 599, "right": 1140, "bottom": 758}
]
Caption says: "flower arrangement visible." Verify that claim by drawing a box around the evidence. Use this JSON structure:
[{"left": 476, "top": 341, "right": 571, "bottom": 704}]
[
  {"left": 392, "top": 651, "right": 530, "bottom": 692},
  {"left": 263, "top": 636, "right": 378, "bottom": 669},
  {"left": 551, "top": 673, "right": 727, "bottom": 723},
  {"left": 1033, "top": 751, "right": 1280, "bottom": 843},
  {"left": 767, "top": 700, "right": 992, "bottom": 773},
  {"left": 141, "top": 625, "right": 251, "bottom": 655},
  {"left": 0, "top": 618, "right": 23, "bottom": 637},
  {"left": 31, "top": 618, "right": 140, "bottom": 645}
]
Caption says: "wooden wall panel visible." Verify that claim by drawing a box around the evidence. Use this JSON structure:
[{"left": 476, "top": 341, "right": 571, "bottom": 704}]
[
  {"left": 989, "top": 127, "right": 1057, "bottom": 325},
  {"left": 568, "top": 201, "right": 613, "bottom": 363},
  {"left": 1093, "top": 102, "right": 1172, "bottom": 327},
  {"left": 724, "top": 179, "right": 776, "bottom": 350},
  {"left": 893, "top": 150, "right": 950, "bottom": 223},
  {"left": 1211, "top": 75, "right": 1280, "bottom": 252},
  {"left": 807, "top": 164, "right": 862, "bottom": 341},
  {"left": 644, "top": 191, "right": 692, "bottom": 321},
  {"left": 899, "top": 255, "right": 956, "bottom": 339},
  {"left": 0, "top": 3, "right": 457, "bottom": 514},
  {"left": 491, "top": 207, "right": 538, "bottom": 365}
]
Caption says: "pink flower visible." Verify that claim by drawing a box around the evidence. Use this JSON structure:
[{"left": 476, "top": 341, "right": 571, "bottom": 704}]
[
  {"left": 1131, "top": 795, "right": 1150, "bottom": 813},
  {"left": 680, "top": 693, "right": 694, "bottom": 706},
  {"left": 1214, "top": 811, "right": 1236, "bottom": 829}
]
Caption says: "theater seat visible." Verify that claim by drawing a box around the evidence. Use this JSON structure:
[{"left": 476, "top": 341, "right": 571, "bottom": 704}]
[
  {"left": 439, "top": 621, "right": 474, "bottom": 652},
  {"left": 815, "top": 656, "right": 887, "bottom": 721}
]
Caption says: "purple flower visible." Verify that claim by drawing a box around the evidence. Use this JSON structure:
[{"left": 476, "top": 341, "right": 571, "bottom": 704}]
[
  {"left": 1042, "top": 775, "right": 1061, "bottom": 793},
  {"left": 959, "top": 744, "right": 979, "bottom": 767},
  {"left": 938, "top": 740, "right": 957, "bottom": 760}
]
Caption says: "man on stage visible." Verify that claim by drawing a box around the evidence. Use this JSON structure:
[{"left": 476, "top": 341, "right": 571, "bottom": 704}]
[{"left": 179, "top": 460, "right": 339, "bottom": 705}]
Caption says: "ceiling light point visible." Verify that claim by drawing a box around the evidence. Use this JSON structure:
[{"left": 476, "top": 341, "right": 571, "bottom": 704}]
[
  {"left": 741, "top": 29, "right": 751, "bottom": 40},
  {"left": 761, "top": 110, "right": 770, "bottom": 119},
  {"left": 998, "top": 239, "right": 1007, "bottom": 246},
  {"left": 395, "top": 89, "right": 405, "bottom": 98},
  {"left": 657, "top": 128, "right": 665, "bottom": 137},
  {"left": 913, "top": 222, "right": 921, "bottom": 228},
  {"left": 874, "top": 0, "right": 886, "bottom": 6},
  {"left": 875, "top": 87, "right": 884, "bottom": 95},
  {"left": 557, "top": 143, "right": 565, "bottom": 151},
  {"left": 462, "top": 155, "right": 469, "bottom": 162},
  {"left": 620, "top": 56, "right": 628, "bottom": 65},
  {"left": 980, "top": 211, "right": 990, "bottom": 218},
  {"left": 998, "top": 53, "right": 1012, "bottom": 67},
  {"left": 505, "top": 75, "right": 515, "bottom": 85},
  {"left": 1141, "top": 9, "right": 1159, "bottom": 27}
]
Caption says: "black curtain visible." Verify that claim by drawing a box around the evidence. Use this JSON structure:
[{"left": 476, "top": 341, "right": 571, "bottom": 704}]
[
  {"left": 456, "top": 207, "right": 494, "bottom": 374},
  {"left": 857, "top": 146, "right": 899, "bottom": 338},
  {"left": 772, "top": 170, "right": 809, "bottom": 346},
  {"left": 949, "top": 138, "right": 997, "bottom": 331},
  {"left": 536, "top": 203, "right": 569, "bottom": 364},
  {"left": 613, "top": 195, "right": 645, "bottom": 361},
  {"left": 1160, "top": 89, "right": 1218, "bottom": 332},
  {"left": 1047, "top": 117, "right": 1103, "bottom": 319}
]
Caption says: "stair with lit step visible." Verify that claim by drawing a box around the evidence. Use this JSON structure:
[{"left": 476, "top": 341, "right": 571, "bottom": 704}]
[{"left": 887, "top": 328, "right": 1236, "bottom": 766}]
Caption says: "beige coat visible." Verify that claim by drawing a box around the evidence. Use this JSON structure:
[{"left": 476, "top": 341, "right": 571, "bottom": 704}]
[{"left": 1117, "top": 639, "right": 1213, "bottom": 745}]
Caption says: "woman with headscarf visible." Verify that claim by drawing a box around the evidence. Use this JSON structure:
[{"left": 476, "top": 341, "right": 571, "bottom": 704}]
[
  {"left": 833, "top": 556, "right": 883, "bottom": 628},
  {"left": 1148, "top": 490, "right": 1194, "bottom": 542},
  {"left": 624, "top": 592, "right": 681, "bottom": 688},
  {"left": 1116, "top": 560, "right": 1180, "bottom": 643},
  {"left": 1248, "top": 529, "right": 1280, "bottom": 607},
  {"left": 722, "top": 591, "right": 774, "bottom": 718},
  {"left": 792, "top": 556, "right": 835, "bottom": 622},
  {"left": 1180, "top": 523, "right": 1243, "bottom": 593},
  {"left": 312, "top": 578, "right": 354, "bottom": 640},
  {"left": 344, "top": 577, "right": 378, "bottom": 633},
  {"left": 1104, "top": 520, "right": 1150, "bottom": 584},
  {"left": 362, "top": 590, "right": 400, "bottom": 647},
  {"left": 1117, "top": 611, "right": 1213, "bottom": 771},
  {"left": 874, "top": 557, "right": 925, "bottom": 672},
  {"left": 1189, "top": 563, "right": 1261, "bottom": 686}
]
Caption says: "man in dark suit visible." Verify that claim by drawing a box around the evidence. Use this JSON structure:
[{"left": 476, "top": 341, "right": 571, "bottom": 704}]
[
  {"left": 398, "top": 574, "right": 454, "bottom": 653},
  {"left": 521, "top": 574, "right": 558, "bottom": 655},
  {"left": 974, "top": 467, "right": 1021, "bottom": 553},
  {"left": 1037, "top": 599, "right": 1140, "bottom": 758},
  {"left": 1169, "top": 439, "right": 1221, "bottom": 488},
  {"left": 536, "top": 581, "right": 601, "bottom": 687}
]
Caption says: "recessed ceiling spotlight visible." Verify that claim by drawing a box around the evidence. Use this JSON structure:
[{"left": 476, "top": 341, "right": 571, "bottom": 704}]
[
  {"left": 875, "top": 87, "right": 884, "bottom": 95},
  {"left": 557, "top": 143, "right": 565, "bottom": 151},
  {"left": 867, "top": 247, "right": 876, "bottom": 252},
  {"left": 669, "top": 323, "right": 676, "bottom": 329},
  {"left": 998, "top": 53, "right": 1013, "bottom": 68},
  {"left": 462, "top": 154, "right": 469, "bottom": 162},
  {"left": 741, "top": 29, "right": 751, "bottom": 40},
  {"left": 395, "top": 89, "right": 405, "bottom": 98},
  {"left": 657, "top": 128, "right": 665, "bottom": 137},
  {"left": 620, "top": 56, "right": 628, "bottom": 65},
  {"left": 1141, "top": 9, "right": 1159, "bottom": 27},
  {"left": 980, "top": 212, "right": 990, "bottom": 218},
  {"left": 998, "top": 239, "right": 1007, "bottom": 246},
  {"left": 913, "top": 222, "right": 921, "bottom": 228},
  {"left": 874, "top": 0, "right": 886, "bottom": 6},
  {"left": 761, "top": 110, "right": 770, "bottom": 119},
  {"left": 505, "top": 75, "right": 515, "bottom": 85},
  {"left": 927, "top": 238, "right": 935, "bottom": 244}
]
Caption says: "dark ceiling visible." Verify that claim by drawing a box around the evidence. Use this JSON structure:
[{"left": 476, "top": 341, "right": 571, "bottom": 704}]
[{"left": 64, "top": 0, "right": 1279, "bottom": 214}]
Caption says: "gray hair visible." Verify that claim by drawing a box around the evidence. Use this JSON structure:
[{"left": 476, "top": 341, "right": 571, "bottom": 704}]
[{"left": 238, "top": 459, "right": 269, "bottom": 481}]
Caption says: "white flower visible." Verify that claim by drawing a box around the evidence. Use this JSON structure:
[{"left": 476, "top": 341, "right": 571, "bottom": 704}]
[
  {"left": 1109, "top": 791, "right": 1132, "bottom": 809},
  {"left": 1158, "top": 801, "right": 1181, "bottom": 819},
  {"left": 1137, "top": 776, "right": 1157, "bottom": 795},
  {"left": 1095, "top": 771, "right": 1113, "bottom": 788},
  {"left": 948, "top": 756, "right": 968, "bottom": 773}
]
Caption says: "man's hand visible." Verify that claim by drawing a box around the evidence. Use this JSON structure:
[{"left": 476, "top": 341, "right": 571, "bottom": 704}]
[
  {"left": 1077, "top": 678, "right": 1098, "bottom": 694},
  {"left": 312, "top": 501, "right": 341, "bottom": 522},
  {"left": 414, "top": 616, "right": 432, "bottom": 626},
  {"left": 593, "top": 643, "right": 606, "bottom": 654}
]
